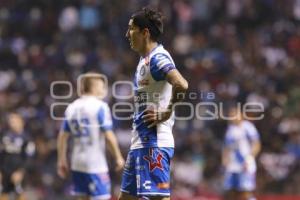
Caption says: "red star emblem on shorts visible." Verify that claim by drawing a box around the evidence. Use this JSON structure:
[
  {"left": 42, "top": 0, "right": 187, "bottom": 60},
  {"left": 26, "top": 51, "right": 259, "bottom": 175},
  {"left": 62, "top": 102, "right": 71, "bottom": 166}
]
[{"left": 143, "top": 148, "right": 164, "bottom": 172}]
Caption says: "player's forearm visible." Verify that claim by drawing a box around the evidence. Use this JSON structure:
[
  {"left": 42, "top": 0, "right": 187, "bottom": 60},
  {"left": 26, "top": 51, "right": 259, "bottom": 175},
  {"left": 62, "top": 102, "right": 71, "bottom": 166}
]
[
  {"left": 168, "top": 78, "right": 188, "bottom": 111},
  {"left": 105, "top": 131, "right": 123, "bottom": 160},
  {"left": 57, "top": 132, "right": 68, "bottom": 162},
  {"left": 166, "top": 70, "right": 188, "bottom": 109},
  {"left": 222, "top": 148, "right": 230, "bottom": 166},
  {"left": 252, "top": 141, "right": 261, "bottom": 158}
]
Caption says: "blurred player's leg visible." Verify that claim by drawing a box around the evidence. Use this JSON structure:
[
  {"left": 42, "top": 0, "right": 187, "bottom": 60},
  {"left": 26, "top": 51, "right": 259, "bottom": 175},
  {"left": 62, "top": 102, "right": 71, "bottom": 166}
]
[
  {"left": 119, "top": 192, "right": 170, "bottom": 200},
  {"left": 0, "top": 171, "right": 14, "bottom": 200},
  {"left": 17, "top": 193, "right": 26, "bottom": 200},
  {"left": 118, "top": 192, "right": 139, "bottom": 200},
  {"left": 0, "top": 172, "right": 2, "bottom": 193},
  {"left": 224, "top": 189, "right": 235, "bottom": 200},
  {"left": 148, "top": 197, "right": 170, "bottom": 200},
  {"left": 239, "top": 191, "right": 256, "bottom": 200},
  {"left": 0, "top": 194, "right": 8, "bottom": 200},
  {"left": 224, "top": 190, "right": 255, "bottom": 200},
  {"left": 76, "top": 196, "right": 88, "bottom": 200}
]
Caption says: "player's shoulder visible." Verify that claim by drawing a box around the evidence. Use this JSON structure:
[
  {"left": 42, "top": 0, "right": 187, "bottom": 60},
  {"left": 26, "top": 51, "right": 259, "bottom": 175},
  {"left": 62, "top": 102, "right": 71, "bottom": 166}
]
[
  {"left": 242, "top": 120, "right": 256, "bottom": 128},
  {"left": 226, "top": 124, "right": 235, "bottom": 134},
  {"left": 65, "top": 96, "right": 106, "bottom": 114},
  {"left": 64, "top": 98, "right": 79, "bottom": 114},
  {"left": 150, "top": 45, "right": 172, "bottom": 60}
]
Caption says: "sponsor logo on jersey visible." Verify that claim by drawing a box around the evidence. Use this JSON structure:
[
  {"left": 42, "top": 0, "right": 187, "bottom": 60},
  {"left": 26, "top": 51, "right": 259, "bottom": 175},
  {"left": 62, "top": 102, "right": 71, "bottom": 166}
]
[
  {"left": 140, "top": 65, "right": 146, "bottom": 76},
  {"left": 138, "top": 79, "right": 149, "bottom": 86}
]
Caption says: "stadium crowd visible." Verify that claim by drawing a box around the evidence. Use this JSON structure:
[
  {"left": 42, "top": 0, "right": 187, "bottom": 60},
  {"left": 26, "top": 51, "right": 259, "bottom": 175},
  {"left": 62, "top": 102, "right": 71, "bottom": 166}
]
[{"left": 0, "top": 0, "right": 300, "bottom": 199}]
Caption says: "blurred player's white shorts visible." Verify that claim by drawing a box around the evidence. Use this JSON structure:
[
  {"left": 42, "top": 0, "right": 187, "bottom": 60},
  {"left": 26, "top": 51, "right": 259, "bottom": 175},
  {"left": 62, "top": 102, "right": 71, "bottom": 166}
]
[
  {"left": 71, "top": 170, "right": 111, "bottom": 200},
  {"left": 224, "top": 171, "right": 256, "bottom": 192}
]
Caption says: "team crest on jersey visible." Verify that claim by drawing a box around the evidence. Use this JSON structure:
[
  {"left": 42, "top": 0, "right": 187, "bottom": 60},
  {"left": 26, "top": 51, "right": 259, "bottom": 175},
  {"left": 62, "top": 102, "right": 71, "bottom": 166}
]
[
  {"left": 143, "top": 148, "right": 164, "bottom": 172},
  {"left": 140, "top": 65, "right": 146, "bottom": 76}
]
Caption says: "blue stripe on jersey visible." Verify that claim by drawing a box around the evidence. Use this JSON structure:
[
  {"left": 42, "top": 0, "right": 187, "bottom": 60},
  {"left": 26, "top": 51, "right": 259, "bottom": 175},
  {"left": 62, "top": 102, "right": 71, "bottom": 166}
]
[
  {"left": 150, "top": 53, "right": 176, "bottom": 81},
  {"left": 133, "top": 71, "right": 138, "bottom": 90},
  {"left": 234, "top": 150, "right": 245, "bottom": 163},
  {"left": 62, "top": 119, "right": 71, "bottom": 132},
  {"left": 97, "top": 106, "right": 113, "bottom": 132},
  {"left": 224, "top": 135, "right": 234, "bottom": 146},
  {"left": 245, "top": 130, "right": 253, "bottom": 144}
]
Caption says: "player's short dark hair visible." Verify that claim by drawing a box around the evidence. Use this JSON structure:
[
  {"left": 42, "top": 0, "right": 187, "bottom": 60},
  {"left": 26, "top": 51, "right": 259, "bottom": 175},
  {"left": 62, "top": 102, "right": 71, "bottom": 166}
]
[{"left": 131, "top": 7, "right": 164, "bottom": 41}]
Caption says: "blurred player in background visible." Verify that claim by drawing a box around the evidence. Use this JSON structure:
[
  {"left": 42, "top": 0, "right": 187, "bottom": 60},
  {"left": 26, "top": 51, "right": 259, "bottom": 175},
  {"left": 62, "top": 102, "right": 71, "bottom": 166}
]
[
  {"left": 222, "top": 106, "right": 261, "bottom": 200},
  {"left": 57, "top": 73, "right": 125, "bottom": 200},
  {"left": 119, "top": 7, "right": 188, "bottom": 200},
  {"left": 0, "top": 113, "right": 35, "bottom": 200}
]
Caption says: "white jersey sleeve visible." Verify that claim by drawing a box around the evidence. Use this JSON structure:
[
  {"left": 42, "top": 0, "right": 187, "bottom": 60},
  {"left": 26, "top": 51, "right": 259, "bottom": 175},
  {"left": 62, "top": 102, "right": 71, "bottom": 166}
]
[
  {"left": 244, "top": 121, "right": 260, "bottom": 142},
  {"left": 61, "top": 118, "right": 71, "bottom": 133},
  {"left": 97, "top": 103, "right": 113, "bottom": 132}
]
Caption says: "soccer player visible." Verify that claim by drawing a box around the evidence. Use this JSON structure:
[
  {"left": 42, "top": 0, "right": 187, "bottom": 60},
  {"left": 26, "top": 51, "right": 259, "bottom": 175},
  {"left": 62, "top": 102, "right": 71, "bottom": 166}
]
[
  {"left": 57, "top": 73, "right": 125, "bottom": 200},
  {"left": 119, "top": 7, "right": 188, "bottom": 200},
  {"left": 222, "top": 107, "right": 261, "bottom": 200},
  {"left": 0, "top": 113, "right": 35, "bottom": 200}
]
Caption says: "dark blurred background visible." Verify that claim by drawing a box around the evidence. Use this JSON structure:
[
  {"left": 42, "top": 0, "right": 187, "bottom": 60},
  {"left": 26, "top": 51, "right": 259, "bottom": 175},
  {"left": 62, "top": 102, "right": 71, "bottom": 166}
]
[{"left": 0, "top": 0, "right": 300, "bottom": 199}]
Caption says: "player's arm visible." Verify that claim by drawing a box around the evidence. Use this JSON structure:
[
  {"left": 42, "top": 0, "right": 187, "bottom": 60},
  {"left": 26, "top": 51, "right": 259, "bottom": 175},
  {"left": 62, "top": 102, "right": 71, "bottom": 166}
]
[
  {"left": 144, "top": 69, "right": 188, "bottom": 128},
  {"left": 248, "top": 124, "right": 261, "bottom": 158},
  {"left": 98, "top": 105, "right": 124, "bottom": 171},
  {"left": 143, "top": 53, "right": 188, "bottom": 127},
  {"left": 222, "top": 131, "right": 233, "bottom": 168},
  {"left": 222, "top": 146, "right": 230, "bottom": 168},
  {"left": 166, "top": 69, "right": 189, "bottom": 107},
  {"left": 57, "top": 130, "right": 69, "bottom": 178},
  {"left": 0, "top": 138, "right": 3, "bottom": 183},
  {"left": 104, "top": 130, "right": 124, "bottom": 171},
  {"left": 57, "top": 118, "right": 71, "bottom": 179},
  {"left": 251, "top": 139, "right": 261, "bottom": 158}
]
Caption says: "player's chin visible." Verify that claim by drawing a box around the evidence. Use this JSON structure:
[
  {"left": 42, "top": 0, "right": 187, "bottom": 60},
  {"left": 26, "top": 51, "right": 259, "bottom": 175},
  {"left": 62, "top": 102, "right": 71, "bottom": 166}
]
[{"left": 130, "top": 45, "right": 138, "bottom": 52}]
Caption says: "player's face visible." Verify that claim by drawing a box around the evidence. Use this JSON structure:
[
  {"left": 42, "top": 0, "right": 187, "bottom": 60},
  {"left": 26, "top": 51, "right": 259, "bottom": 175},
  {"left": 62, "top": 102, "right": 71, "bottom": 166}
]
[
  {"left": 126, "top": 19, "right": 144, "bottom": 53},
  {"left": 92, "top": 78, "right": 106, "bottom": 98},
  {"left": 228, "top": 108, "right": 242, "bottom": 124},
  {"left": 8, "top": 113, "right": 24, "bottom": 134}
]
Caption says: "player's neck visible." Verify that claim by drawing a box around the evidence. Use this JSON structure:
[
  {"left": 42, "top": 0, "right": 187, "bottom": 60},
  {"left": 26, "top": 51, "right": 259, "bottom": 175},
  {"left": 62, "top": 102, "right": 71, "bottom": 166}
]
[
  {"left": 140, "top": 41, "right": 158, "bottom": 57},
  {"left": 81, "top": 92, "right": 96, "bottom": 97}
]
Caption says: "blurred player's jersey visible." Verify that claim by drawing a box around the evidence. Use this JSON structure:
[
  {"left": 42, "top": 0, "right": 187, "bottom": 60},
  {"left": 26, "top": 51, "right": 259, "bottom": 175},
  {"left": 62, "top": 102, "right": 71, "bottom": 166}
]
[
  {"left": 224, "top": 120, "right": 260, "bottom": 173},
  {"left": 0, "top": 132, "right": 35, "bottom": 173},
  {"left": 131, "top": 44, "right": 176, "bottom": 150},
  {"left": 62, "top": 96, "right": 113, "bottom": 173}
]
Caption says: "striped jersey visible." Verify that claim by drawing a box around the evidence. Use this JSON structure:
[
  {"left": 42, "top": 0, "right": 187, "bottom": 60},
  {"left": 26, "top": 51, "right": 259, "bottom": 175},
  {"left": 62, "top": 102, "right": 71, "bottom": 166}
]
[
  {"left": 131, "top": 44, "right": 176, "bottom": 150},
  {"left": 224, "top": 120, "right": 260, "bottom": 173},
  {"left": 62, "top": 96, "right": 113, "bottom": 173}
]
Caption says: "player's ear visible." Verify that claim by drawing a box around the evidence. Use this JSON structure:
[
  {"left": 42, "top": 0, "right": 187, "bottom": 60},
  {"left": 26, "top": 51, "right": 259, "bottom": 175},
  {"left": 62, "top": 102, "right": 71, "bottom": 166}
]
[{"left": 143, "top": 28, "right": 151, "bottom": 38}]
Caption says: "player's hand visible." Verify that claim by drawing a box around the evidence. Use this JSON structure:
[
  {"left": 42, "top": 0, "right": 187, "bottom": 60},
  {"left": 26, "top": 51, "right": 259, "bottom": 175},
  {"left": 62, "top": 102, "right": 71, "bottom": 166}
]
[
  {"left": 57, "top": 161, "right": 69, "bottom": 179},
  {"left": 243, "top": 156, "right": 253, "bottom": 172},
  {"left": 142, "top": 109, "right": 172, "bottom": 128},
  {"left": 222, "top": 158, "right": 228, "bottom": 168},
  {"left": 115, "top": 157, "right": 125, "bottom": 172}
]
